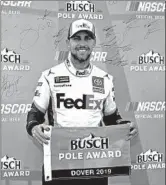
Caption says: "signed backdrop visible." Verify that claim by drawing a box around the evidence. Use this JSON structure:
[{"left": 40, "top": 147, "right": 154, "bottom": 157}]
[{"left": 1, "top": 1, "right": 165, "bottom": 185}]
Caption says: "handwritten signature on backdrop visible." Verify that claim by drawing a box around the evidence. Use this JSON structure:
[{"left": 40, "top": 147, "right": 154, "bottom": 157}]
[
  {"left": 1, "top": 8, "right": 164, "bottom": 65},
  {"left": 2, "top": 9, "right": 67, "bottom": 50},
  {"left": 1, "top": 74, "right": 23, "bottom": 98},
  {"left": 19, "top": 9, "right": 66, "bottom": 50},
  {"left": 100, "top": 17, "right": 164, "bottom": 66}
]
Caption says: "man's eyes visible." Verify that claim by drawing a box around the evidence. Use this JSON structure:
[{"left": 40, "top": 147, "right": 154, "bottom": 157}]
[
  {"left": 73, "top": 37, "right": 80, "bottom": 40},
  {"left": 86, "top": 36, "right": 92, "bottom": 40},
  {"left": 73, "top": 37, "right": 92, "bottom": 41}
]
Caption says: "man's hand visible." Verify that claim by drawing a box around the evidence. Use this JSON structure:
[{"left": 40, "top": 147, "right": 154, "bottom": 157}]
[
  {"left": 126, "top": 121, "right": 138, "bottom": 140},
  {"left": 117, "top": 119, "right": 138, "bottom": 140},
  {"left": 31, "top": 124, "right": 50, "bottom": 145}
]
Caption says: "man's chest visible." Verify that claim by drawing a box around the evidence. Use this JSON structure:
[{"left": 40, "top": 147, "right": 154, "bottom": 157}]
[
  {"left": 49, "top": 75, "right": 108, "bottom": 95},
  {"left": 48, "top": 75, "right": 108, "bottom": 109}
]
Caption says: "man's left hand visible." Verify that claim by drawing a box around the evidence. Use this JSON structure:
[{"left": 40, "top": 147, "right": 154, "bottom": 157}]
[
  {"left": 117, "top": 119, "right": 138, "bottom": 140},
  {"left": 126, "top": 121, "right": 138, "bottom": 140}
]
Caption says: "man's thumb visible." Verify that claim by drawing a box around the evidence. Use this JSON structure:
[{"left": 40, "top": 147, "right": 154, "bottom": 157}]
[{"left": 42, "top": 124, "right": 50, "bottom": 131}]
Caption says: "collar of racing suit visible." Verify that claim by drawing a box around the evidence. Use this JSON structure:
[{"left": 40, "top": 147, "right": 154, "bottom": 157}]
[{"left": 65, "top": 54, "right": 93, "bottom": 77}]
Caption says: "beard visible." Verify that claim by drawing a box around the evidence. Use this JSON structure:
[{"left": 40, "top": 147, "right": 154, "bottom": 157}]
[{"left": 71, "top": 51, "right": 91, "bottom": 63}]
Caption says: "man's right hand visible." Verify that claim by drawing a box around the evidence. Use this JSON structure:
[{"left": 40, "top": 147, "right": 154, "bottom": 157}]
[{"left": 31, "top": 124, "right": 50, "bottom": 145}]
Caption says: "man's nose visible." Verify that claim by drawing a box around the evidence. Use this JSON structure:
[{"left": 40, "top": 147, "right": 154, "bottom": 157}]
[{"left": 79, "top": 40, "right": 87, "bottom": 47}]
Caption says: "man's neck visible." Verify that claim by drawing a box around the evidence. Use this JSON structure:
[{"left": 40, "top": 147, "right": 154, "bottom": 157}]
[{"left": 70, "top": 56, "right": 90, "bottom": 70}]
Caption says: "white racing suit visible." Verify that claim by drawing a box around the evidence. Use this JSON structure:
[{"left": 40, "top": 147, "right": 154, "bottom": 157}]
[{"left": 27, "top": 59, "right": 125, "bottom": 185}]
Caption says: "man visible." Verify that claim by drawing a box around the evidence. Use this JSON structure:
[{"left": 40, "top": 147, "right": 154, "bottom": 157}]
[{"left": 26, "top": 19, "right": 137, "bottom": 185}]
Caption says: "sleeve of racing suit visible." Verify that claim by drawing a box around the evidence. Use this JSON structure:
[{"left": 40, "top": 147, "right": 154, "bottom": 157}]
[
  {"left": 102, "top": 76, "right": 123, "bottom": 126},
  {"left": 26, "top": 72, "right": 50, "bottom": 136}
]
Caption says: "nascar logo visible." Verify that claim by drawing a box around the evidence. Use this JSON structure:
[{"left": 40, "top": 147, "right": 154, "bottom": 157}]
[
  {"left": 126, "top": 1, "right": 165, "bottom": 12},
  {"left": 125, "top": 101, "right": 165, "bottom": 112},
  {"left": 1, "top": 1, "right": 32, "bottom": 7}
]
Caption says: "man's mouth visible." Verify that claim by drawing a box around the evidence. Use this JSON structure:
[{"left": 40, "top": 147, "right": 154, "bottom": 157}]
[
  {"left": 77, "top": 48, "right": 89, "bottom": 53},
  {"left": 78, "top": 49, "right": 86, "bottom": 52},
  {"left": 77, "top": 48, "right": 89, "bottom": 51}
]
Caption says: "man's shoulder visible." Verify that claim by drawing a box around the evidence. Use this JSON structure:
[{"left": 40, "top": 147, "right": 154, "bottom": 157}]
[
  {"left": 42, "top": 62, "right": 66, "bottom": 76},
  {"left": 93, "top": 65, "right": 113, "bottom": 80}
]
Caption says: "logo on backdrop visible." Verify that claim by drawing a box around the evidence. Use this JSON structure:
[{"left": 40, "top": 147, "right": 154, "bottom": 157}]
[
  {"left": 126, "top": 1, "right": 165, "bottom": 20},
  {"left": 1, "top": 1, "right": 32, "bottom": 7},
  {"left": 1, "top": 1, "right": 32, "bottom": 15},
  {"left": 1, "top": 104, "right": 31, "bottom": 123},
  {"left": 130, "top": 50, "right": 165, "bottom": 72},
  {"left": 1, "top": 48, "right": 31, "bottom": 71},
  {"left": 131, "top": 149, "right": 165, "bottom": 170},
  {"left": 58, "top": 1, "right": 103, "bottom": 20},
  {"left": 125, "top": 101, "right": 165, "bottom": 119},
  {"left": 54, "top": 51, "right": 107, "bottom": 62},
  {"left": 126, "top": 1, "right": 165, "bottom": 12},
  {"left": 1, "top": 155, "right": 30, "bottom": 178}
]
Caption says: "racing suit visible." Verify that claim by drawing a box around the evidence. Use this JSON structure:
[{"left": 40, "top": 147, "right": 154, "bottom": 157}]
[{"left": 26, "top": 58, "right": 124, "bottom": 185}]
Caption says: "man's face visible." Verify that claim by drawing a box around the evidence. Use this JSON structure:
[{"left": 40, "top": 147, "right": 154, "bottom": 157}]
[{"left": 67, "top": 31, "right": 96, "bottom": 62}]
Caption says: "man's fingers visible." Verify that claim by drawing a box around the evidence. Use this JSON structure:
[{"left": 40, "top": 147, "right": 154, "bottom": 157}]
[
  {"left": 117, "top": 119, "right": 130, "bottom": 124},
  {"left": 32, "top": 125, "right": 50, "bottom": 145},
  {"left": 42, "top": 125, "right": 50, "bottom": 131},
  {"left": 35, "top": 131, "right": 49, "bottom": 145},
  {"left": 127, "top": 122, "right": 134, "bottom": 128},
  {"left": 32, "top": 130, "right": 44, "bottom": 145},
  {"left": 33, "top": 133, "right": 43, "bottom": 145},
  {"left": 36, "top": 126, "right": 50, "bottom": 140},
  {"left": 127, "top": 122, "right": 138, "bottom": 132},
  {"left": 126, "top": 135, "right": 132, "bottom": 141},
  {"left": 37, "top": 129, "right": 50, "bottom": 140},
  {"left": 126, "top": 129, "right": 138, "bottom": 141},
  {"left": 130, "top": 128, "right": 138, "bottom": 136}
]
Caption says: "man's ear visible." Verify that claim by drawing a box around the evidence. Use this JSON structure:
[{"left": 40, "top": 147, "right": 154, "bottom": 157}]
[
  {"left": 93, "top": 38, "right": 96, "bottom": 48},
  {"left": 66, "top": 39, "right": 70, "bottom": 49}
]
